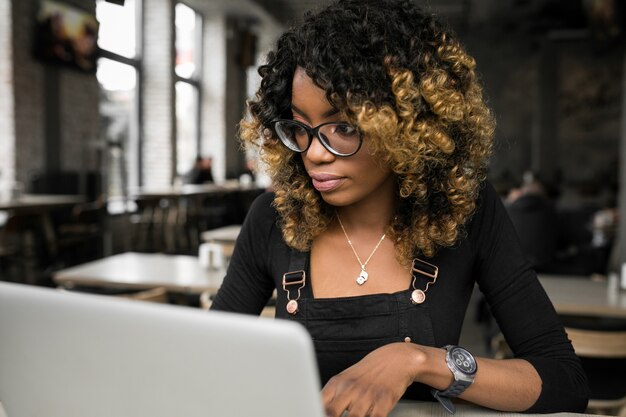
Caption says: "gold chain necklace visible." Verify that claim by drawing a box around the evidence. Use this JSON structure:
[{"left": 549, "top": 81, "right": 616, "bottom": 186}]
[{"left": 336, "top": 212, "right": 387, "bottom": 285}]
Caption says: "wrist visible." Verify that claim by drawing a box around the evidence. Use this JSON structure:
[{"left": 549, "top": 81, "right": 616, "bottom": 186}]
[{"left": 404, "top": 343, "right": 443, "bottom": 383}]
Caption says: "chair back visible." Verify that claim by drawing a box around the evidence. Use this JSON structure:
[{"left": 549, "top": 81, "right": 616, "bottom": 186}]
[
  {"left": 565, "top": 326, "right": 626, "bottom": 416},
  {"left": 565, "top": 327, "right": 626, "bottom": 358},
  {"left": 117, "top": 287, "right": 169, "bottom": 303}
]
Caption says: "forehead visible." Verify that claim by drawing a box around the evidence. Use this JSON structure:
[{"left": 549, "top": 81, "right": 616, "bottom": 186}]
[
  {"left": 291, "top": 68, "right": 337, "bottom": 117},
  {"left": 291, "top": 68, "right": 326, "bottom": 100}
]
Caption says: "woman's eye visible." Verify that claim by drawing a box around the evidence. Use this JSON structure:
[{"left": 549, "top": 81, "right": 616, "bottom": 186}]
[
  {"left": 335, "top": 124, "right": 357, "bottom": 136},
  {"left": 294, "top": 126, "right": 308, "bottom": 136}
]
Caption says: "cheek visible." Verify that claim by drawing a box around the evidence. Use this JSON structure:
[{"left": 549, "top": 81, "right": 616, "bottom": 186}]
[{"left": 355, "top": 154, "right": 392, "bottom": 183}]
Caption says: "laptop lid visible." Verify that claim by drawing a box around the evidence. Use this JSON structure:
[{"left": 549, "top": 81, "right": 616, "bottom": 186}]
[{"left": 0, "top": 282, "right": 324, "bottom": 417}]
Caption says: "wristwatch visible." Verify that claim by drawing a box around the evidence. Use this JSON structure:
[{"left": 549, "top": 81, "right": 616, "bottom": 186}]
[{"left": 431, "top": 345, "right": 477, "bottom": 414}]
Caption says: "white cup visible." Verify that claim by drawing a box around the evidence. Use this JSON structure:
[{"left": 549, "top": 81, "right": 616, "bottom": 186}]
[
  {"left": 199, "top": 242, "right": 224, "bottom": 269},
  {"left": 239, "top": 173, "right": 252, "bottom": 187}
]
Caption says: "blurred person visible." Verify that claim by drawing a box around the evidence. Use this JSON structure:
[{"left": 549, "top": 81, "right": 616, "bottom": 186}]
[
  {"left": 185, "top": 156, "right": 214, "bottom": 185},
  {"left": 505, "top": 175, "right": 559, "bottom": 271}
]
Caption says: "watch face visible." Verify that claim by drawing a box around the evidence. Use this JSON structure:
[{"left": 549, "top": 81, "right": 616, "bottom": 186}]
[{"left": 449, "top": 347, "right": 477, "bottom": 374}]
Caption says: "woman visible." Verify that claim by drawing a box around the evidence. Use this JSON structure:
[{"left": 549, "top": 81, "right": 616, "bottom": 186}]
[{"left": 210, "top": 0, "right": 589, "bottom": 415}]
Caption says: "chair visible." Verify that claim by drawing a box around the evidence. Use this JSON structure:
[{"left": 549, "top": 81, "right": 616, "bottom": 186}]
[
  {"left": 199, "top": 289, "right": 276, "bottom": 318},
  {"left": 0, "top": 213, "right": 50, "bottom": 284},
  {"left": 0, "top": 216, "right": 22, "bottom": 281},
  {"left": 117, "top": 287, "right": 169, "bottom": 303},
  {"left": 129, "top": 197, "right": 169, "bottom": 252},
  {"left": 57, "top": 286, "right": 169, "bottom": 304},
  {"left": 55, "top": 200, "right": 106, "bottom": 266},
  {"left": 565, "top": 326, "right": 626, "bottom": 416}
]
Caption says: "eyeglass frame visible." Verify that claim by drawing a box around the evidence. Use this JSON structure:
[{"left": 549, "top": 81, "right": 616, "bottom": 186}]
[{"left": 270, "top": 119, "right": 363, "bottom": 157}]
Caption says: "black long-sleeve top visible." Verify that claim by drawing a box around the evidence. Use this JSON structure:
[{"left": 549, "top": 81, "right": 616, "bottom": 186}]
[{"left": 211, "top": 182, "right": 589, "bottom": 413}]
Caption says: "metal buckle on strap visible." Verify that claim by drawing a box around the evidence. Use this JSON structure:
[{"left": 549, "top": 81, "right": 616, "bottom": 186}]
[
  {"left": 410, "top": 258, "right": 439, "bottom": 305},
  {"left": 282, "top": 270, "right": 306, "bottom": 315},
  {"left": 412, "top": 258, "right": 439, "bottom": 280},
  {"left": 282, "top": 270, "right": 306, "bottom": 289}
]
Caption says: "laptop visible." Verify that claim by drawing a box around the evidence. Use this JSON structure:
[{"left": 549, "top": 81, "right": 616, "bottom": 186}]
[{"left": 0, "top": 282, "right": 324, "bottom": 417}]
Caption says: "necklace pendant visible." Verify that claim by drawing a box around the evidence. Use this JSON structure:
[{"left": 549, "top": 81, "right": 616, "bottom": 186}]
[{"left": 356, "top": 269, "right": 368, "bottom": 285}]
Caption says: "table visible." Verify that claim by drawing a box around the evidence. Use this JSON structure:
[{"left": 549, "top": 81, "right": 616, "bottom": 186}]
[
  {"left": 390, "top": 401, "right": 603, "bottom": 416},
  {"left": 0, "top": 194, "right": 85, "bottom": 212},
  {"left": 200, "top": 224, "right": 241, "bottom": 258},
  {"left": 201, "top": 224, "right": 241, "bottom": 243},
  {"left": 539, "top": 274, "right": 626, "bottom": 319},
  {"left": 0, "top": 194, "right": 87, "bottom": 283},
  {"left": 53, "top": 252, "right": 225, "bottom": 294}
]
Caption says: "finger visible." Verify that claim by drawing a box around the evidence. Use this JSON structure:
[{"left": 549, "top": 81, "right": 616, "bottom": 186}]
[
  {"left": 364, "top": 396, "right": 396, "bottom": 417},
  {"left": 321, "top": 379, "right": 337, "bottom": 406},
  {"left": 322, "top": 379, "right": 354, "bottom": 417},
  {"left": 342, "top": 398, "right": 373, "bottom": 417},
  {"left": 323, "top": 393, "right": 353, "bottom": 417}
]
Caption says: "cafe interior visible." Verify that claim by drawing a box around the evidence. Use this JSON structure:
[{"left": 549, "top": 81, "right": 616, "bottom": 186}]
[{"left": 1, "top": 0, "right": 626, "bottom": 415}]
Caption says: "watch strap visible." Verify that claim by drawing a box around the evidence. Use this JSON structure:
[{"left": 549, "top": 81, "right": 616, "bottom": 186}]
[
  {"left": 431, "top": 389, "right": 456, "bottom": 414},
  {"left": 438, "top": 378, "right": 473, "bottom": 397}
]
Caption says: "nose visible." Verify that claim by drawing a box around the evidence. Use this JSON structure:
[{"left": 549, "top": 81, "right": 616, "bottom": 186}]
[{"left": 304, "top": 133, "right": 335, "bottom": 164}]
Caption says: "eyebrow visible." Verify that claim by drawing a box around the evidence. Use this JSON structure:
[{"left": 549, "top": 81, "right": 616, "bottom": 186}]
[{"left": 291, "top": 104, "right": 340, "bottom": 120}]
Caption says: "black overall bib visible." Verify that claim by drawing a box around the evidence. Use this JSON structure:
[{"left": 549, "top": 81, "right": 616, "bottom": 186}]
[{"left": 277, "top": 250, "right": 438, "bottom": 401}]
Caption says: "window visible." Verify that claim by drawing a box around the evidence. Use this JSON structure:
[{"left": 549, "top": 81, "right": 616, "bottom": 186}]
[
  {"left": 175, "top": 3, "right": 202, "bottom": 178},
  {"left": 95, "top": 0, "right": 141, "bottom": 199}
]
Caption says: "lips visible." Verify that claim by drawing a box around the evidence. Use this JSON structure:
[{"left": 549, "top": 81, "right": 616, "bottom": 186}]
[{"left": 308, "top": 173, "right": 345, "bottom": 192}]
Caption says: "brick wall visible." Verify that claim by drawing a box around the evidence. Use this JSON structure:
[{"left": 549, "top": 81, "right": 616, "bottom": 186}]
[
  {"left": 11, "top": 0, "right": 44, "bottom": 186},
  {"left": 8, "top": 0, "right": 99, "bottom": 191},
  {"left": 142, "top": 0, "right": 175, "bottom": 187},
  {"left": 59, "top": 69, "right": 100, "bottom": 173},
  {"left": 201, "top": 16, "right": 227, "bottom": 183},
  {"left": 0, "top": 0, "right": 14, "bottom": 196},
  {"left": 55, "top": 0, "right": 100, "bottom": 174}
]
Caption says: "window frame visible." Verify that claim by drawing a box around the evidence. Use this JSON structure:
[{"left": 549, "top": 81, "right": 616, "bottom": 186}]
[
  {"left": 174, "top": 2, "right": 204, "bottom": 176},
  {"left": 96, "top": 0, "right": 144, "bottom": 190}
]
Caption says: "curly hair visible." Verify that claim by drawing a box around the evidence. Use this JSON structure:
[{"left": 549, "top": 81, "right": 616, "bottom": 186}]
[{"left": 240, "top": 0, "right": 495, "bottom": 264}]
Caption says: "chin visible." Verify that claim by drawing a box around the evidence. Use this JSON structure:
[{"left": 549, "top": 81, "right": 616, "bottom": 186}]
[{"left": 317, "top": 190, "right": 355, "bottom": 208}]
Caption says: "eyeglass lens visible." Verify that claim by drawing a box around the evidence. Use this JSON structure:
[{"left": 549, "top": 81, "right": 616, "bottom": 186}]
[{"left": 274, "top": 120, "right": 361, "bottom": 156}]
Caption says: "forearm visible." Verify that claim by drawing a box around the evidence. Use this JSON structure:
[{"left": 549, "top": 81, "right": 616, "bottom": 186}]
[{"left": 411, "top": 345, "right": 541, "bottom": 412}]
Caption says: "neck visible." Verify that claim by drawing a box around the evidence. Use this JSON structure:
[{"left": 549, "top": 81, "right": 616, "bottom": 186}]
[{"left": 334, "top": 198, "right": 397, "bottom": 234}]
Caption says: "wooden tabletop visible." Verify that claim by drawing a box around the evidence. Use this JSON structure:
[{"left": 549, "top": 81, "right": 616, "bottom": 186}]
[
  {"left": 539, "top": 274, "right": 626, "bottom": 319},
  {"left": 0, "top": 194, "right": 85, "bottom": 211},
  {"left": 390, "top": 401, "right": 604, "bottom": 416},
  {"left": 53, "top": 252, "right": 225, "bottom": 294},
  {"left": 201, "top": 224, "right": 242, "bottom": 243},
  {"left": 131, "top": 182, "right": 264, "bottom": 200}
]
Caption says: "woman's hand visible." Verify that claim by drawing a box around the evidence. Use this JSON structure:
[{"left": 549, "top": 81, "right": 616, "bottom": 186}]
[{"left": 321, "top": 342, "right": 423, "bottom": 417}]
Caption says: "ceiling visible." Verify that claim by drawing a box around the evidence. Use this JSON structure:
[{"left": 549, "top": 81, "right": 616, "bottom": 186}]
[
  {"left": 248, "top": 0, "right": 624, "bottom": 39},
  {"left": 249, "top": 0, "right": 467, "bottom": 27}
]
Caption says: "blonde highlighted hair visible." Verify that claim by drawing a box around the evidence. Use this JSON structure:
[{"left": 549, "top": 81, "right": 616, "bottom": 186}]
[{"left": 240, "top": 0, "right": 495, "bottom": 264}]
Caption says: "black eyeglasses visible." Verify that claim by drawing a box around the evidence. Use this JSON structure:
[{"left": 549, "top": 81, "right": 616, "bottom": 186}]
[{"left": 271, "top": 119, "right": 363, "bottom": 157}]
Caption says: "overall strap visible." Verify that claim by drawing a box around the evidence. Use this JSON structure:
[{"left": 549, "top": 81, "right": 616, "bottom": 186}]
[
  {"left": 287, "top": 247, "right": 307, "bottom": 273},
  {"left": 281, "top": 248, "right": 310, "bottom": 316}
]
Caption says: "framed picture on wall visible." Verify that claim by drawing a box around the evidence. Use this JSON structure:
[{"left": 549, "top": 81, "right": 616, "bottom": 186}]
[{"left": 33, "top": 0, "right": 99, "bottom": 73}]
